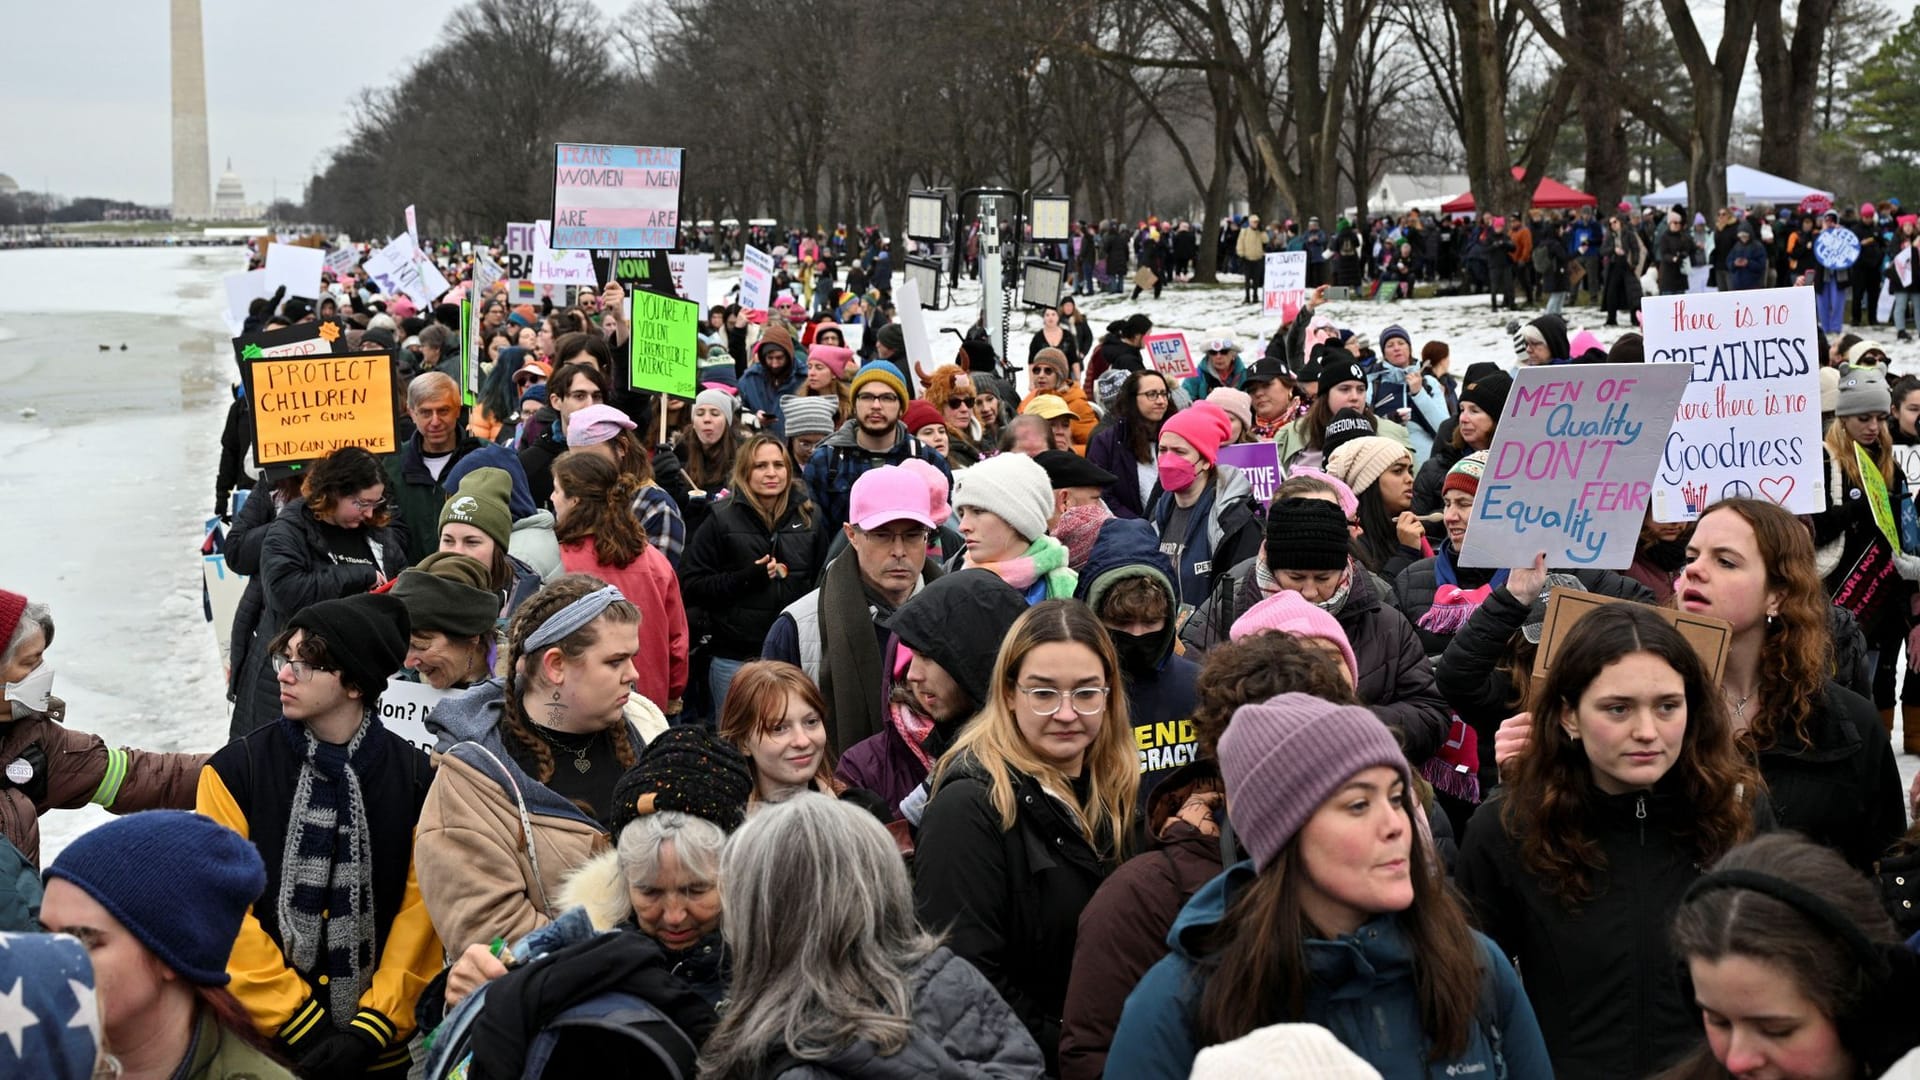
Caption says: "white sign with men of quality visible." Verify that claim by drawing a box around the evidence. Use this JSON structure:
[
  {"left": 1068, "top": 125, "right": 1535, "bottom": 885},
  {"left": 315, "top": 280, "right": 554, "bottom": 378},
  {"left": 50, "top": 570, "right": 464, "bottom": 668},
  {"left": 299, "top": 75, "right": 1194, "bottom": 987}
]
[
  {"left": 1643, "top": 285, "right": 1825, "bottom": 521},
  {"left": 1458, "top": 363, "right": 1692, "bottom": 570}
]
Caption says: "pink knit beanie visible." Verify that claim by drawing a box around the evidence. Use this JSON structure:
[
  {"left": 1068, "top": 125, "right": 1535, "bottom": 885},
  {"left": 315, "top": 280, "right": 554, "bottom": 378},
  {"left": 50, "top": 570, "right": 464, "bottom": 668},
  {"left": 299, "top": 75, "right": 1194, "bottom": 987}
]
[
  {"left": 1228, "top": 591, "right": 1359, "bottom": 684},
  {"left": 1159, "top": 402, "right": 1233, "bottom": 465},
  {"left": 1217, "top": 693, "right": 1411, "bottom": 871}
]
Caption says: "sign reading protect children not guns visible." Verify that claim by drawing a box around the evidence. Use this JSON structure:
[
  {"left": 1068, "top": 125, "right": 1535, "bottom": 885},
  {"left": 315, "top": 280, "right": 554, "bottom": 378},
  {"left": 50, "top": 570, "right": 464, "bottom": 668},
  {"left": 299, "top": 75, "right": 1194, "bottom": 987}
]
[{"left": 243, "top": 347, "right": 402, "bottom": 465}]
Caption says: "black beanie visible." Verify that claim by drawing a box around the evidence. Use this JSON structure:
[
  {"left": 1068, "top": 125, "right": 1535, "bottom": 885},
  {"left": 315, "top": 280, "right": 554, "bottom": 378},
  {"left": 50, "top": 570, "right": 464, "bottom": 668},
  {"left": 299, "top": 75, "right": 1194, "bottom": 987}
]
[
  {"left": 1321, "top": 408, "right": 1377, "bottom": 461},
  {"left": 609, "top": 726, "right": 755, "bottom": 836},
  {"left": 1264, "top": 497, "right": 1352, "bottom": 572},
  {"left": 888, "top": 569, "right": 1030, "bottom": 710},
  {"left": 286, "top": 593, "right": 410, "bottom": 700},
  {"left": 1458, "top": 369, "right": 1513, "bottom": 421},
  {"left": 877, "top": 323, "right": 906, "bottom": 354}
]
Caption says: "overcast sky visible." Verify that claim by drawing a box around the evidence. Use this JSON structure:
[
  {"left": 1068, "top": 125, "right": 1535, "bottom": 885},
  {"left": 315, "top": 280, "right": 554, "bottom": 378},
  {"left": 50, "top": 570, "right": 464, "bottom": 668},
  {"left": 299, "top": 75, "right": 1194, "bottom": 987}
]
[{"left": 0, "top": 0, "right": 626, "bottom": 206}]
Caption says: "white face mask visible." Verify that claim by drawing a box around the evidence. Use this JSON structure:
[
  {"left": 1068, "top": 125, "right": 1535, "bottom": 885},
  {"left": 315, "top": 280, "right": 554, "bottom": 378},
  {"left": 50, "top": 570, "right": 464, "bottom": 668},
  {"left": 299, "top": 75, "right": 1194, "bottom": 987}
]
[{"left": 4, "top": 665, "right": 54, "bottom": 713}]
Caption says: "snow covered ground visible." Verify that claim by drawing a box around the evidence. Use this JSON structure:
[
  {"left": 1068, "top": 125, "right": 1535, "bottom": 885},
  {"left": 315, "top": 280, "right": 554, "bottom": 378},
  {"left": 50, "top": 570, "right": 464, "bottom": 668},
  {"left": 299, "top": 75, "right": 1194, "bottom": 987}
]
[{"left": 0, "top": 250, "right": 1906, "bottom": 865}]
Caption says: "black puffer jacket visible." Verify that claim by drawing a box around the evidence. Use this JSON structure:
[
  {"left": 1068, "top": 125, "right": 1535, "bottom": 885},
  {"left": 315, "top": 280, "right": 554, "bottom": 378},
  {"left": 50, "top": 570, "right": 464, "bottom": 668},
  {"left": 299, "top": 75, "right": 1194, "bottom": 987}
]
[
  {"left": 913, "top": 756, "right": 1121, "bottom": 1076},
  {"left": 1760, "top": 682, "right": 1906, "bottom": 874},
  {"left": 1456, "top": 784, "right": 1734, "bottom": 1080},
  {"left": 677, "top": 495, "right": 827, "bottom": 661},
  {"left": 1395, "top": 552, "right": 1652, "bottom": 659},
  {"left": 220, "top": 485, "right": 280, "bottom": 701},
  {"left": 1180, "top": 558, "right": 1449, "bottom": 765}
]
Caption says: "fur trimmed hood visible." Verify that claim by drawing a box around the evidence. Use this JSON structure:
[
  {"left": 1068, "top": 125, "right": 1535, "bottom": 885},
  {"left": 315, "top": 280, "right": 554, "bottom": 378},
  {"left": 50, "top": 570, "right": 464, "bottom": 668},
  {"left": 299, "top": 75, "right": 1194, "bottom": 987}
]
[{"left": 554, "top": 847, "right": 632, "bottom": 931}]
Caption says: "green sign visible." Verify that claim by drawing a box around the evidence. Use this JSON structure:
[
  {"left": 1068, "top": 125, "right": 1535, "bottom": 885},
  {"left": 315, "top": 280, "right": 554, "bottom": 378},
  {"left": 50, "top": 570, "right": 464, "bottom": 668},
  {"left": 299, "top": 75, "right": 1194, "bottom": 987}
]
[
  {"left": 459, "top": 296, "right": 478, "bottom": 407},
  {"left": 628, "top": 289, "right": 700, "bottom": 398}
]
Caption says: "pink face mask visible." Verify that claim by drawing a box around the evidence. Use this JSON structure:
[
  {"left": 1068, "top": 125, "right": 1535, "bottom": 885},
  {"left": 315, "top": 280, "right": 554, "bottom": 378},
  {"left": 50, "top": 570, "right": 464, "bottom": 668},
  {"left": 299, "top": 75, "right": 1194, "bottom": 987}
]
[{"left": 1157, "top": 452, "right": 1199, "bottom": 493}]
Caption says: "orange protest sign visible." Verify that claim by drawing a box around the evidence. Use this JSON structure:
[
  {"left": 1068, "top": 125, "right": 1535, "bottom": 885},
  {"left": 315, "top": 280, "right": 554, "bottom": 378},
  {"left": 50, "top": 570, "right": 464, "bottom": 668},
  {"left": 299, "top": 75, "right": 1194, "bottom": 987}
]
[{"left": 242, "top": 348, "right": 401, "bottom": 465}]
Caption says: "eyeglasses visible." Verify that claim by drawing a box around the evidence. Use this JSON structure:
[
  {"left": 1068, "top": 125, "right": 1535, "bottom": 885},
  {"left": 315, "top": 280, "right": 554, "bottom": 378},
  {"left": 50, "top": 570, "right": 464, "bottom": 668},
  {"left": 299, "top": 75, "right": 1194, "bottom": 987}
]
[
  {"left": 1017, "top": 686, "right": 1110, "bottom": 715},
  {"left": 855, "top": 392, "right": 901, "bottom": 406},
  {"left": 1137, "top": 389, "right": 1170, "bottom": 401},
  {"left": 271, "top": 655, "right": 336, "bottom": 682},
  {"left": 348, "top": 496, "right": 387, "bottom": 513},
  {"left": 859, "top": 526, "right": 930, "bottom": 550}
]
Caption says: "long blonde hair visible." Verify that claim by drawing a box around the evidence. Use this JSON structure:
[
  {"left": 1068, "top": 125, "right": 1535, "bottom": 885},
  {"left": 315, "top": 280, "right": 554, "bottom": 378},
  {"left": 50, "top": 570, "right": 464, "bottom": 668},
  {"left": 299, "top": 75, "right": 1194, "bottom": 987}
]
[
  {"left": 1825, "top": 410, "right": 1894, "bottom": 489},
  {"left": 931, "top": 600, "right": 1138, "bottom": 853}
]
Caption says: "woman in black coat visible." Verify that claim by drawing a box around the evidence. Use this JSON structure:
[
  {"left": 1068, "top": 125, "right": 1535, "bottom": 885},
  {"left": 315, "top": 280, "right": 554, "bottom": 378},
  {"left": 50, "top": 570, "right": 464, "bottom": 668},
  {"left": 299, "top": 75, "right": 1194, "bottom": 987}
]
[
  {"left": 229, "top": 448, "right": 407, "bottom": 738},
  {"left": 1456, "top": 604, "right": 1768, "bottom": 1080},
  {"left": 677, "top": 434, "right": 828, "bottom": 711}
]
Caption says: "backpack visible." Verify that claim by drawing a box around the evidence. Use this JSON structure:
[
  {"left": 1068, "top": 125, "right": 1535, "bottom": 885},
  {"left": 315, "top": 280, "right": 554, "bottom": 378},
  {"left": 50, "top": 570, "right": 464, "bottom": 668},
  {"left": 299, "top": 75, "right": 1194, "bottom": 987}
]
[{"left": 432, "top": 992, "right": 700, "bottom": 1080}]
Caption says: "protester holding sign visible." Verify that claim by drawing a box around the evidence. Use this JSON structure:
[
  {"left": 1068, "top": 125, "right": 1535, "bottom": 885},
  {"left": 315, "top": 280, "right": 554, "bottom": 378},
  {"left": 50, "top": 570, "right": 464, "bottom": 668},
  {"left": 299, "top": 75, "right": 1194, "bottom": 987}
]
[
  {"left": 231, "top": 448, "right": 408, "bottom": 738},
  {"left": 1455, "top": 604, "right": 1765, "bottom": 1079},
  {"left": 1087, "top": 371, "right": 1177, "bottom": 520},
  {"left": 1679, "top": 499, "right": 1904, "bottom": 873},
  {"left": 197, "top": 593, "right": 438, "bottom": 1077},
  {"left": 1813, "top": 365, "right": 1920, "bottom": 723}
]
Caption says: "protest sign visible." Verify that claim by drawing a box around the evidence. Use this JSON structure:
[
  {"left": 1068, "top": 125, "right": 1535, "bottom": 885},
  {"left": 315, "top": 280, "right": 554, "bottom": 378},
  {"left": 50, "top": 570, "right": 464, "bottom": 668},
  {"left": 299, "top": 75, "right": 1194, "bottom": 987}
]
[
  {"left": 1458, "top": 363, "right": 1691, "bottom": 569},
  {"left": 377, "top": 680, "right": 450, "bottom": 752},
  {"left": 222, "top": 269, "right": 268, "bottom": 334},
  {"left": 507, "top": 222, "right": 538, "bottom": 256},
  {"left": 364, "top": 236, "right": 435, "bottom": 307},
  {"left": 1144, "top": 332, "right": 1195, "bottom": 379},
  {"left": 242, "top": 349, "right": 400, "bottom": 465},
  {"left": 550, "top": 143, "right": 684, "bottom": 250},
  {"left": 1262, "top": 251, "right": 1308, "bottom": 321},
  {"left": 532, "top": 220, "right": 599, "bottom": 286},
  {"left": 1643, "top": 285, "right": 1824, "bottom": 520},
  {"left": 668, "top": 253, "right": 710, "bottom": 310},
  {"left": 404, "top": 204, "right": 419, "bottom": 245},
  {"left": 597, "top": 250, "right": 674, "bottom": 296},
  {"left": 740, "top": 245, "right": 774, "bottom": 311},
  {"left": 413, "top": 246, "right": 452, "bottom": 301},
  {"left": 458, "top": 297, "right": 479, "bottom": 407},
  {"left": 895, "top": 278, "right": 935, "bottom": 395},
  {"left": 324, "top": 245, "right": 360, "bottom": 279},
  {"left": 471, "top": 252, "right": 503, "bottom": 299},
  {"left": 1217, "top": 443, "right": 1281, "bottom": 506},
  {"left": 230, "top": 324, "right": 350, "bottom": 381},
  {"left": 201, "top": 548, "right": 248, "bottom": 680},
  {"left": 627, "top": 289, "right": 700, "bottom": 398},
  {"left": 1531, "top": 589, "right": 1732, "bottom": 700},
  {"left": 502, "top": 280, "right": 569, "bottom": 307},
  {"left": 1815, "top": 227, "right": 1861, "bottom": 270},
  {"left": 264, "top": 242, "right": 326, "bottom": 301},
  {"left": 1896, "top": 247, "right": 1913, "bottom": 288}
]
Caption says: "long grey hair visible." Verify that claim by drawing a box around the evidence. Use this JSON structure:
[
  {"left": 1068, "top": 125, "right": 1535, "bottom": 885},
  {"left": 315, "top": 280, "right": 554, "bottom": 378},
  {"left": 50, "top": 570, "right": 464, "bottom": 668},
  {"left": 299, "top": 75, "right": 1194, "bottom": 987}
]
[{"left": 695, "top": 793, "right": 937, "bottom": 1077}]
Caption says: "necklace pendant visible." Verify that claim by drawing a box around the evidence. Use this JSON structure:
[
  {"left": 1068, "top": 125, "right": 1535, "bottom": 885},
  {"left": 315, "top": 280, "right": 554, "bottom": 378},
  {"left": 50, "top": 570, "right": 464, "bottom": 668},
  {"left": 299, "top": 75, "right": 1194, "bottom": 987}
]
[{"left": 574, "top": 756, "right": 592, "bottom": 774}]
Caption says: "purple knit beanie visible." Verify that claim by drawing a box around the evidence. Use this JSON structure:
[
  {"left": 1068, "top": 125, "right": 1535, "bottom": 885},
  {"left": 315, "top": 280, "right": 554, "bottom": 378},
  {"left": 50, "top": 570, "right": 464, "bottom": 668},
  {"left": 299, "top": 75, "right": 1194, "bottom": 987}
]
[{"left": 1217, "top": 692, "right": 1411, "bottom": 871}]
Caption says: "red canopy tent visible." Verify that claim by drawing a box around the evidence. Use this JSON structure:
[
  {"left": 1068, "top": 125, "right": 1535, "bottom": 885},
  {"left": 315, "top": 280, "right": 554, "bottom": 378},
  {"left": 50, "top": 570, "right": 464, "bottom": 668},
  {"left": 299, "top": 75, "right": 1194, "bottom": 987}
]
[{"left": 1440, "top": 168, "right": 1597, "bottom": 213}]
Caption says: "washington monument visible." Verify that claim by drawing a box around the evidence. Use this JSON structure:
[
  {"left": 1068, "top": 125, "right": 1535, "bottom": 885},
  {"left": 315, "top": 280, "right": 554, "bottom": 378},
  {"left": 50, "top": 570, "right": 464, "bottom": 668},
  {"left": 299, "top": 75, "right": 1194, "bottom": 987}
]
[{"left": 170, "top": 0, "right": 210, "bottom": 220}]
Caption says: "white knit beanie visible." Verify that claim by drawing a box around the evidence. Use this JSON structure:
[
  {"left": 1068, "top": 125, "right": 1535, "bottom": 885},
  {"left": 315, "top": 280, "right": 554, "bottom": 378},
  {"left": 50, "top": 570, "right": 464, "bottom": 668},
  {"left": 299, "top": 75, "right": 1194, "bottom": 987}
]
[
  {"left": 1189, "top": 1023, "right": 1383, "bottom": 1080},
  {"left": 951, "top": 451, "right": 1054, "bottom": 544},
  {"left": 1325, "top": 435, "right": 1408, "bottom": 497}
]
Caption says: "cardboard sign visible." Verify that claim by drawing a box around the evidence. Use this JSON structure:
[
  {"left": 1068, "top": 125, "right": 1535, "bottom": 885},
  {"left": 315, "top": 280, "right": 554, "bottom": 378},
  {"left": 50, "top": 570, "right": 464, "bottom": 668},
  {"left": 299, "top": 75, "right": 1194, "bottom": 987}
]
[
  {"left": 458, "top": 297, "right": 479, "bottom": 407},
  {"left": 1144, "top": 332, "right": 1195, "bottom": 379},
  {"left": 471, "top": 252, "right": 503, "bottom": 299},
  {"left": 1460, "top": 363, "right": 1692, "bottom": 569},
  {"left": 222, "top": 268, "right": 268, "bottom": 334},
  {"left": 739, "top": 245, "right": 775, "bottom": 311},
  {"left": 668, "top": 253, "right": 710, "bottom": 310},
  {"left": 532, "top": 220, "right": 598, "bottom": 286},
  {"left": 364, "top": 235, "right": 436, "bottom": 307},
  {"left": 1896, "top": 246, "right": 1913, "bottom": 288},
  {"left": 1530, "top": 588, "right": 1733, "bottom": 699},
  {"left": 1216, "top": 442, "right": 1281, "bottom": 506},
  {"left": 230, "top": 323, "right": 350, "bottom": 381},
  {"left": 628, "top": 289, "right": 700, "bottom": 397},
  {"left": 550, "top": 143, "right": 684, "bottom": 250},
  {"left": 324, "top": 246, "right": 361, "bottom": 278},
  {"left": 404, "top": 204, "right": 419, "bottom": 245},
  {"left": 507, "top": 222, "right": 539, "bottom": 256},
  {"left": 1262, "top": 251, "right": 1307, "bottom": 321},
  {"left": 1815, "top": 227, "right": 1860, "bottom": 270},
  {"left": 242, "top": 349, "right": 401, "bottom": 465},
  {"left": 895, "top": 277, "right": 935, "bottom": 395},
  {"left": 202, "top": 551, "right": 248, "bottom": 679},
  {"left": 265, "top": 242, "right": 326, "bottom": 301},
  {"left": 377, "top": 680, "right": 451, "bottom": 753},
  {"left": 1644, "top": 286, "right": 1824, "bottom": 520}
]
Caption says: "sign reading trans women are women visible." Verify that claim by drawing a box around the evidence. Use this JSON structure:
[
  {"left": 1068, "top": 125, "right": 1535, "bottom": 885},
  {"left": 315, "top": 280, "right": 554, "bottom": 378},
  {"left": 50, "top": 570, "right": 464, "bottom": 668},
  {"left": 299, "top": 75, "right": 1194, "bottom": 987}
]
[{"left": 550, "top": 143, "right": 684, "bottom": 251}]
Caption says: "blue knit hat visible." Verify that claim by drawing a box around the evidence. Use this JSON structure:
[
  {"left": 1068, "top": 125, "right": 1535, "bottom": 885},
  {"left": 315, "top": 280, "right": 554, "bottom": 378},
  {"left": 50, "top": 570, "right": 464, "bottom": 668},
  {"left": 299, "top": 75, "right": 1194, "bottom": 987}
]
[
  {"left": 45, "top": 811, "right": 266, "bottom": 986},
  {"left": 1379, "top": 324, "right": 1411, "bottom": 352}
]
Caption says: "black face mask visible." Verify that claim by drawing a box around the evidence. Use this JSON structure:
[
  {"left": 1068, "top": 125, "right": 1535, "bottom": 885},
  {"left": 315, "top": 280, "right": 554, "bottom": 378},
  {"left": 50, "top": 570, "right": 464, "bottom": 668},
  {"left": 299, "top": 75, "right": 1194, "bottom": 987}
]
[
  {"left": 1109, "top": 629, "right": 1163, "bottom": 675},
  {"left": 1644, "top": 537, "right": 1690, "bottom": 572}
]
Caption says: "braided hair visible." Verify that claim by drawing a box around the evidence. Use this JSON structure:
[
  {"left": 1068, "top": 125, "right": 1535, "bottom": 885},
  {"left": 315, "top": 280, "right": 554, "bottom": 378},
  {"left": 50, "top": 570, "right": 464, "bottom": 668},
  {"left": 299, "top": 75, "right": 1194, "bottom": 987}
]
[{"left": 498, "top": 574, "right": 642, "bottom": 784}]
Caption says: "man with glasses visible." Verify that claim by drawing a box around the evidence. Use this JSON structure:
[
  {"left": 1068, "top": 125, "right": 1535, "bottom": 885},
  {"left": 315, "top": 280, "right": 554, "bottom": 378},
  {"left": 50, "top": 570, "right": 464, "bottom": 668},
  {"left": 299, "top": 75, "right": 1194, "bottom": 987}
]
[
  {"left": 763, "top": 466, "right": 948, "bottom": 751},
  {"left": 197, "top": 593, "right": 440, "bottom": 1077},
  {"left": 802, "top": 360, "right": 951, "bottom": 534},
  {"left": 384, "top": 372, "right": 485, "bottom": 565},
  {"left": 516, "top": 361, "right": 607, "bottom": 508}
]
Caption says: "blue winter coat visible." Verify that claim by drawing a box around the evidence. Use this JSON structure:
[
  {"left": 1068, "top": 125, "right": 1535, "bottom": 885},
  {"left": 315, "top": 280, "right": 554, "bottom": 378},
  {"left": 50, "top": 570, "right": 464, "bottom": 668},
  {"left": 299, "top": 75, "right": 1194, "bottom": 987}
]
[
  {"left": 1106, "top": 861, "right": 1553, "bottom": 1080},
  {"left": 736, "top": 359, "right": 806, "bottom": 434}
]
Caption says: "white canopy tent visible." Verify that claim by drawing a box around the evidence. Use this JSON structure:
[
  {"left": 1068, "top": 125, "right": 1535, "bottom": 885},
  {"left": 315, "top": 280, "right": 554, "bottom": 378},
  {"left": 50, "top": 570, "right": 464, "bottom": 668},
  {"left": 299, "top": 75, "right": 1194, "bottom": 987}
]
[{"left": 1641, "top": 165, "right": 1832, "bottom": 208}]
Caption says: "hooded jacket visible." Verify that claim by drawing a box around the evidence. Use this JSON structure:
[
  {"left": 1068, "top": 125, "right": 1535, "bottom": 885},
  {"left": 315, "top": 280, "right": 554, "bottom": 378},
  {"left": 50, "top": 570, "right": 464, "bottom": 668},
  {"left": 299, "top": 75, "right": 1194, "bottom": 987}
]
[
  {"left": 551, "top": 848, "right": 731, "bottom": 1008},
  {"left": 1105, "top": 861, "right": 1553, "bottom": 1079},
  {"left": 736, "top": 359, "right": 806, "bottom": 435},
  {"left": 1455, "top": 785, "right": 1731, "bottom": 1080},
  {"left": 1146, "top": 464, "right": 1264, "bottom": 608},
  {"left": 1058, "top": 764, "right": 1225, "bottom": 1080},
  {"left": 913, "top": 755, "right": 1123, "bottom": 1075},
  {"left": 1180, "top": 557, "right": 1448, "bottom": 765},
  {"left": 413, "top": 679, "right": 647, "bottom": 953},
  {"left": 1074, "top": 521, "right": 1201, "bottom": 800},
  {"left": 230, "top": 499, "right": 407, "bottom": 739},
  {"left": 1019, "top": 382, "right": 1099, "bottom": 451},
  {"left": 1527, "top": 313, "right": 1571, "bottom": 364},
  {"left": 761, "top": 948, "right": 1046, "bottom": 1079},
  {"left": 1080, "top": 334, "right": 1145, "bottom": 395},
  {"left": 801, "top": 420, "right": 952, "bottom": 535}
]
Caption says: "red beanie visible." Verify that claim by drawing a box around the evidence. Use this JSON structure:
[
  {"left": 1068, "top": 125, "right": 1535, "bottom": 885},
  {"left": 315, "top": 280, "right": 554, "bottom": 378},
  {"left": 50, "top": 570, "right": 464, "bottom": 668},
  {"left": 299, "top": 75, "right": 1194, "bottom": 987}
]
[
  {"left": 0, "top": 589, "right": 28, "bottom": 650},
  {"left": 903, "top": 399, "right": 945, "bottom": 435},
  {"left": 1159, "top": 402, "right": 1233, "bottom": 465}
]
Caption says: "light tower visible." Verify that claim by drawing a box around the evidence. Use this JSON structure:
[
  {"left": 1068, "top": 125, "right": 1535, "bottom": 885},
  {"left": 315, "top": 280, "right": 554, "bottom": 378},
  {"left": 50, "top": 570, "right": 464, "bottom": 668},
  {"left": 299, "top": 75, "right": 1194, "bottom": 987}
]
[{"left": 170, "top": 0, "right": 211, "bottom": 220}]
